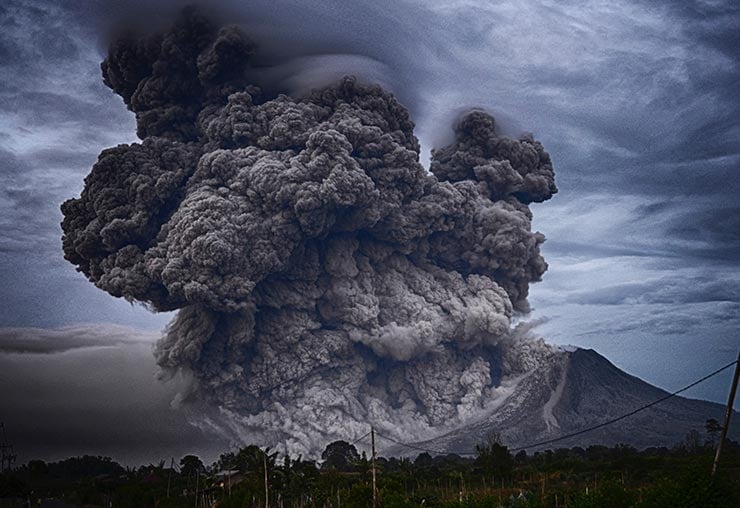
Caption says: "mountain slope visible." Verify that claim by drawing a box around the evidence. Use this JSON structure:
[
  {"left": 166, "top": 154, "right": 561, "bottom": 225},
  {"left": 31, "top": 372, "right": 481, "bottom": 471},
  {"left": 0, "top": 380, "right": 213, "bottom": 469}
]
[{"left": 387, "top": 348, "right": 738, "bottom": 455}]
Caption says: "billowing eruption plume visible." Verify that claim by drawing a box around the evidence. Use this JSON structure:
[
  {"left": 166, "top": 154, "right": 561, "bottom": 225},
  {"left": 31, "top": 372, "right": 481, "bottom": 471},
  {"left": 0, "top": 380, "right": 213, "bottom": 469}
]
[{"left": 61, "top": 8, "right": 557, "bottom": 455}]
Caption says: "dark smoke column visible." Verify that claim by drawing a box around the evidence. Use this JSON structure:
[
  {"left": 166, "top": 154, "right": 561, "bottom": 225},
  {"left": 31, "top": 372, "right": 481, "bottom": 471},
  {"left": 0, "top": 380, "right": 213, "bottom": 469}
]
[{"left": 61, "top": 9, "right": 557, "bottom": 456}]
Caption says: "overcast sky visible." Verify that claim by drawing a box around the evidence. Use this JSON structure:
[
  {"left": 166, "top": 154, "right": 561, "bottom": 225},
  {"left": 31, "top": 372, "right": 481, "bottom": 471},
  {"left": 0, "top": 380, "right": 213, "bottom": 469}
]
[{"left": 1, "top": 0, "right": 738, "bottom": 464}]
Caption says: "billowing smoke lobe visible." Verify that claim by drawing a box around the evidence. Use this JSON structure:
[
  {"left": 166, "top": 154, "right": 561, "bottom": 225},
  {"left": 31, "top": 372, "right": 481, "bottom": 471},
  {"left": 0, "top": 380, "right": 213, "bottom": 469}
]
[{"left": 61, "top": 8, "right": 557, "bottom": 456}]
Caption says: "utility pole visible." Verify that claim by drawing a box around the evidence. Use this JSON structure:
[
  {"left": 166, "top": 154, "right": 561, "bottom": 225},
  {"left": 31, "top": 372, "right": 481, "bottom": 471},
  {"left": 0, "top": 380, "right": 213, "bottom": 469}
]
[
  {"left": 712, "top": 350, "right": 740, "bottom": 477},
  {"left": 458, "top": 473, "right": 463, "bottom": 503},
  {"left": 540, "top": 475, "right": 545, "bottom": 503},
  {"left": 166, "top": 458, "right": 174, "bottom": 498},
  {"left": 371, "top": 427, "right": 377, "bottom": 508},
  {"left": 264, "top": 451, "right": 269, "bottom": 508},
  {"left": 194, "top": 468, "right": 200, "bottom": 508}
]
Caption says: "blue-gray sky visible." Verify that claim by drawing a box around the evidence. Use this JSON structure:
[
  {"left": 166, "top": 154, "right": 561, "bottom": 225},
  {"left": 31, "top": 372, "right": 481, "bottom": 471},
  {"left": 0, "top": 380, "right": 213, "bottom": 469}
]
[{"left": 0, "top": 0, "right": 738, "bottom": 464}]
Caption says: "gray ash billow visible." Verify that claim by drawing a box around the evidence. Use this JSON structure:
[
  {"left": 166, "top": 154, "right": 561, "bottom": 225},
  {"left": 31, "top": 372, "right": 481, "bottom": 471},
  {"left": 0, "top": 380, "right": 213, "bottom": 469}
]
[{"left": 61, "top": 8, "right": 557, "bottom": 456}]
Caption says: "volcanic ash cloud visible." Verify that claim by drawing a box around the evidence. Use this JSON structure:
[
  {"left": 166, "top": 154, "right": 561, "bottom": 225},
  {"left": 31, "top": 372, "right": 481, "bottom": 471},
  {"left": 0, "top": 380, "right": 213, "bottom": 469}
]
[{"left": 61, "top": 9, "right": 557, "bottom": 456}]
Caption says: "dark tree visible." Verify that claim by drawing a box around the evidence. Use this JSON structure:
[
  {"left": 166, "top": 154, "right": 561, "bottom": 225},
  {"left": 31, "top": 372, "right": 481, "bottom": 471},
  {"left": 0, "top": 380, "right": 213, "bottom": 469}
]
[
  {"left": 475, "top": 432, "right": 513, "bottom": 479},
  {"left": 681, "top": 429, "right": 703, "bottom": 453},
  {"left": 230, "top": 445, "right": 275, "bottom": 474},
  {"left": 705, "top": 418, "right": 722, "bottom": 447},
  {"left": 179, "top": 455, "right": 204, "bottom": 478},
  {"left": 321, "top": 441, "right": 360, "bottom": 472},
  {"left": 27, "top": 460, "right": 48, "bottom": 479},
  {"left": 414, "top": 452, "right": 434, "bottom": 468}
]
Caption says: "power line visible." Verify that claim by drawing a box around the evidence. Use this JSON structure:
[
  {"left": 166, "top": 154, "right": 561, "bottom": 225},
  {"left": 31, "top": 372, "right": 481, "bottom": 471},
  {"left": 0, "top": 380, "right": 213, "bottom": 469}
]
[
  {"left": 350, "top": 430, "right": 372, "bottom": 447},
  {"left": 375, "top": 431, "right": 460, "bottom": 456},
  {"left": 373, "top": 357, "right": 739, "bottom": 457}
]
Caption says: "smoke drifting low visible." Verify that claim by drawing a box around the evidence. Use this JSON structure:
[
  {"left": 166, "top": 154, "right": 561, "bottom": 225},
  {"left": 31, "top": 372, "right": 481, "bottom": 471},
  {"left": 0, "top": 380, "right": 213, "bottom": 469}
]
[{"left": 61, "top": 8, "right": 557, "bottom": 455}]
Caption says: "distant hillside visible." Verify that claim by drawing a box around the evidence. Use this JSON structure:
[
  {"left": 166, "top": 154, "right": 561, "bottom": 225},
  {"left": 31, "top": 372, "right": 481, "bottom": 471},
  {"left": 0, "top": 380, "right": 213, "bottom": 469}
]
[{"left": 386, "top": 348, "right": 738, "bottom": 455}]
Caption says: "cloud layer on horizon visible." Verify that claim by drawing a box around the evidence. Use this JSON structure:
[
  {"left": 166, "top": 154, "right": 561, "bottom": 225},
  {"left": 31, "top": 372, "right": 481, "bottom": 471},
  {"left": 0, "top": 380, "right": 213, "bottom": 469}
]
[{"left": 0, "top": 323, "right": 230, "bottom": 465}]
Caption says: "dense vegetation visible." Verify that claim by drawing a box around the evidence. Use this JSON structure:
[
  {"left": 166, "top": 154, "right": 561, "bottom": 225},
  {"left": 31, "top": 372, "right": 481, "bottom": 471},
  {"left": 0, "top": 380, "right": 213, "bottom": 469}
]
[{"left": 1, "top": 434, "right": 739, "bottom": 508}]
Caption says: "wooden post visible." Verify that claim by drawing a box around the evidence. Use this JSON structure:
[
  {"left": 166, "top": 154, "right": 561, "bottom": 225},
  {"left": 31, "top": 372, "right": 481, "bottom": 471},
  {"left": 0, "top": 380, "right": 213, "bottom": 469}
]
[
  {"left": 166, "top": 458, "right": 173, "bottom": 498},
  {"left": 371, "top": 427, "right": 377, "bottom": 508},
  {"left": 712, "top": 350, "right": 740, "bottom": 477},
  {"left": 194, "top": 468, "right": 199, "bottom": 508},
  {"left": 458, "top": 473, "right": 462, "bottom": 503},
  {"left": 264, "top": 452, "right": 270, "bottom": 508},
  {"left": 540, "top": 475, "right": 545, "bottom": 503}
]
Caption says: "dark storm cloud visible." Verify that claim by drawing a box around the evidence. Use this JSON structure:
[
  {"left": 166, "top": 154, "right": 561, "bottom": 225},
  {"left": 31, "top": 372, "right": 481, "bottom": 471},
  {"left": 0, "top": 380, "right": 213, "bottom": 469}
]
[
  {"left": 562, "top": 275, "right": 740, "bottom": 307},
  {"left": 0, "top": 324, "right": 229, "bottom": 465},
  {"left": 0, "top": 2, "right": 81, "bottom": 65},
  {"left": 477, "top": 0, "right": 740, "bottom": 266},
  {"left": 0, "top": 324, "right": 154, "bottom": 354},
  {"left": 64, "top": 0, "right": 456, "bottom": 120},
  {"left": 533, "top": 195, "right": 737, "bottom": 261},
  {"left": 539, "top": 0, "right": 740, "bottom": 269},
  {"left": 0, "top": 0, "right": 449, "bottom": 305},
  {"left": 632, "top": 198, "right": 740, "bottom": 263},
  {"left": 661, "top": 203, "right": 740, "bottom": 262},
  {"left": 1, "top": 0, "right": 739, "bottom": 461},
  {"left": 0, "top": 0, "right": 143, "bottom": 327},
  {"left": 652, "top": 0, "right": 740, "bottom": 50},
  {"left": 0, "top": 251, "right": 172, "bottom": 328},
  {"left": 0, "top": 147, "right": 82, "bottom": 255},
  {"left": 60, "top": 7, "right": 557, "bottom": 456},
  {"left": 3, "top": 0, "right": 732, "bottom": 272},
  {"left": 0, "top": 91, "right": 131, "bottom": 130}
]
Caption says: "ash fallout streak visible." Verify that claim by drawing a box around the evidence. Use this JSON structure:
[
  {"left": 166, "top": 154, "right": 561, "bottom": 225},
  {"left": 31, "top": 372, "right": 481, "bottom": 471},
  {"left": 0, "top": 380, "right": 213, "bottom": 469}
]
[{"left": 60, "top": 8, "right": 557, "bottom": 456}]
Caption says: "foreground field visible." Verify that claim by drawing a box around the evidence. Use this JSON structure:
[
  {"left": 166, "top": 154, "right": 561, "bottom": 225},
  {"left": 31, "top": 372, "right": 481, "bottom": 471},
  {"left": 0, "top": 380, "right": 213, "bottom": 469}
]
[{"left": 1, "top": 440, "right": 739, "bottom": 507}]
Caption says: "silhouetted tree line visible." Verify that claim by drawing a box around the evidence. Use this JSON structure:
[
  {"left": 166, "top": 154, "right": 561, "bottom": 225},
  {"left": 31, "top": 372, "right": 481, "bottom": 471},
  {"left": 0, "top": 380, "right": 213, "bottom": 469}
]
[{"left": 1, "top": 431, "right": 739, "bottom": 508}]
